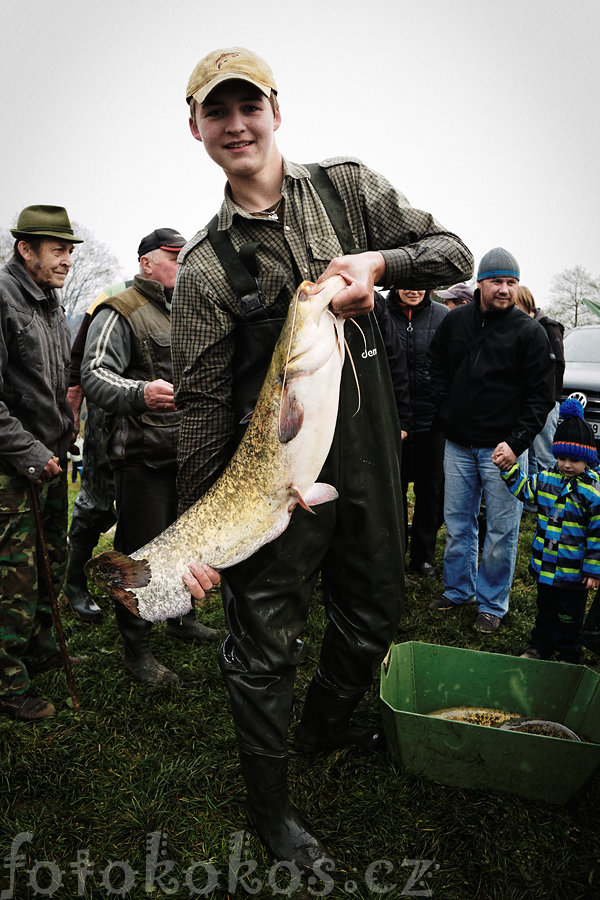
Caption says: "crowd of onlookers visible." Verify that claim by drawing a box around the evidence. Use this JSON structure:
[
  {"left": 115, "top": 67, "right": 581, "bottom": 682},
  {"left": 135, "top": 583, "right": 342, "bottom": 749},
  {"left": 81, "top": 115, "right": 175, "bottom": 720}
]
[{"left": 386, "top": 255, "right": 599, "bottom": 665}]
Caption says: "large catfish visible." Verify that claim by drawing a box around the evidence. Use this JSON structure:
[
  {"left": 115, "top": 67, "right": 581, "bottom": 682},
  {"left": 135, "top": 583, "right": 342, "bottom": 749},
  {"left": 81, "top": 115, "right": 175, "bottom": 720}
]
[{"left": 85, "top": 276, "right": 347, "bottom": 622}]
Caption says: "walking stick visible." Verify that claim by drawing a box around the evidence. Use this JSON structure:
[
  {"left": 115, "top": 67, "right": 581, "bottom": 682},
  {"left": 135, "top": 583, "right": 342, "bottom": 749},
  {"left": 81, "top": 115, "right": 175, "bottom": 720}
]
[{"left": 29, "top": 481, "right": 82, "bottom": 717}]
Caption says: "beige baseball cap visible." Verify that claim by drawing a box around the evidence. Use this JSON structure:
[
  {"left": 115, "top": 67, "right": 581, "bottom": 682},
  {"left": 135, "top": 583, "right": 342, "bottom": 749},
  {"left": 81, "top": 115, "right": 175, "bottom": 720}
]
[{"left": 186, "top": 47, "right": 277, "bottom": 105}]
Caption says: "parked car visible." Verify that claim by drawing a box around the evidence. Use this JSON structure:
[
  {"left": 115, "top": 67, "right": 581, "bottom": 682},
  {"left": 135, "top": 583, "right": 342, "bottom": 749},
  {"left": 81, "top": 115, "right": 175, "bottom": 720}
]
[{"left": 561, "top": 325, "right": 600, "bottom": 452}]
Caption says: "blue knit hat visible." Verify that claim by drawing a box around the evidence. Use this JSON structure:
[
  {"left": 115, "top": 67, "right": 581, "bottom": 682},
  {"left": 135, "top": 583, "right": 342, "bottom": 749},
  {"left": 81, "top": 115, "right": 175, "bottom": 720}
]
[
  {"left": 552, "top": 398, "right": 598, "bottom": 465},
  {"left": 477, "top": 247, "right": 520, "bottom": 281}
]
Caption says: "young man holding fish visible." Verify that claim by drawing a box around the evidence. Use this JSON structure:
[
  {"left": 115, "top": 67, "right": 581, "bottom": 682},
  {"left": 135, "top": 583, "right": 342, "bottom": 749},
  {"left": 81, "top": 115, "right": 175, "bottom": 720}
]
[{"left": 173, "top": 47, "right": 473, "bottom": 870}]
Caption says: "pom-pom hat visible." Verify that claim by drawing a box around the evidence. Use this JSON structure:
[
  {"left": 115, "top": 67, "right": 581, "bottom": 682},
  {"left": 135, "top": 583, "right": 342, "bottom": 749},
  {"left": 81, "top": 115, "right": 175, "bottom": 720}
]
[{"left": 552, "top": 398, "right": 598, "bottom": 465}]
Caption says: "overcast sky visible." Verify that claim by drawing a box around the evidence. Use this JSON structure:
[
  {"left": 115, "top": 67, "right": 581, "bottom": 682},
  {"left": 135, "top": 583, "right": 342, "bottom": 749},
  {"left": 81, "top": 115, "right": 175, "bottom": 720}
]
[{"left": 1, "top": 0, "right": 598, "bottom": 303}]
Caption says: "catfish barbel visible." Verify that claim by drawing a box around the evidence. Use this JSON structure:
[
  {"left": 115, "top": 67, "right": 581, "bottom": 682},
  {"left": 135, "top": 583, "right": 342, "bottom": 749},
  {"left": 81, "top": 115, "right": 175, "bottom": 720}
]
[{"left": 85, "top": 276, "right": 347, "bottom": 622}]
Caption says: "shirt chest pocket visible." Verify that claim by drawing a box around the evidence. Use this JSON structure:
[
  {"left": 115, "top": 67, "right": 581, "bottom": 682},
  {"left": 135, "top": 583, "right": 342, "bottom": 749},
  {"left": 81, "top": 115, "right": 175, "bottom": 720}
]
[
  {"left": 16, "top": 313, "right": 48, "bottom": 373},
  {"left": 306, "top": 234, "right": 346, "bottom": 268}
]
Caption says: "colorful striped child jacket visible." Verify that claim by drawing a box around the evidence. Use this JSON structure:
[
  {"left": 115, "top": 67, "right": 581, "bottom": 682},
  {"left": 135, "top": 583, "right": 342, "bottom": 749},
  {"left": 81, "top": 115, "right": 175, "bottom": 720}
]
[{"left": 501, "top": 464, "right": 600, "bottom": 586}]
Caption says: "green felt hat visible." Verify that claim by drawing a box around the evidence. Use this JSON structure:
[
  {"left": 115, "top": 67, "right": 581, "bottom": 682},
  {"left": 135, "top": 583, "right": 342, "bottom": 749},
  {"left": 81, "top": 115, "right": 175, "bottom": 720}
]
[{"left": 10, "top": 205, "right": 84, "bottom": 243}]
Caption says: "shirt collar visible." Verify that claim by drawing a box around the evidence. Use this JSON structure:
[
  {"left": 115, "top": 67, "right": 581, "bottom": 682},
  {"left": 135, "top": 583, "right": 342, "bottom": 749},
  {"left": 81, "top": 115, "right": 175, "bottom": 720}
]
[{"left": 218, "top": 157, "right": 308, "bottom": 230}]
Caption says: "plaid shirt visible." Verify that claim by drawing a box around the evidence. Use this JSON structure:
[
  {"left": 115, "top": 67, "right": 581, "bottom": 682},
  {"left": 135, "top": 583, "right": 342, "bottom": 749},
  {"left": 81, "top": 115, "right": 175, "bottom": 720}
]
[{"left": 172, "top": 156, "right": 473, "bottom": 506}]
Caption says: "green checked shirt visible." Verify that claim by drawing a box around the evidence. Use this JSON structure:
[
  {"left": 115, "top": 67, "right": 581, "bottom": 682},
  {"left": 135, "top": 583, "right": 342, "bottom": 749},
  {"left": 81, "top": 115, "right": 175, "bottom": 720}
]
[{"left": 172, "top": 156, "right": 473, "bottom": 507}]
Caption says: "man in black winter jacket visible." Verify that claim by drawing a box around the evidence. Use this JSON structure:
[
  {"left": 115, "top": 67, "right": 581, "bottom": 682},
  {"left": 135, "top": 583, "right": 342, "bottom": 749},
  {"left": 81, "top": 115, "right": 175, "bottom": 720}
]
[
  {"left": 428, "top": 247, "right": 555, "bottom": 633},
  {"left": 386, "top": 288, "right": 447, "bottom": 576}
]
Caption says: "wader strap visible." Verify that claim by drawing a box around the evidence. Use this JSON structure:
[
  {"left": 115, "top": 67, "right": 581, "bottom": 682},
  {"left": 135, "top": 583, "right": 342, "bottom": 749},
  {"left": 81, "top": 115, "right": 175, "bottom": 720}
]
[
  {"left": 206, "top": 164, "right": 357, "bottom": 322},
  {"left": 207, "top": 216, "right": 267, "bottom": 320},
  {"left": 303, "top": 163, "right": 358, "bottom": 254}
]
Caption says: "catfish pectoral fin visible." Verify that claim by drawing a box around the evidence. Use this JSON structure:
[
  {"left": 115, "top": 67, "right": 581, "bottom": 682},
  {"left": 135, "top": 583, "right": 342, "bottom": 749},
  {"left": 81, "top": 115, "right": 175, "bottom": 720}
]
[
  {"left": 291, "top": 482, "right": 339, "bottom": 512},
  {"left": 302, "top": 482, "right": 339, "bottom": 507},
  {"left": 291, "top": 486, "right": 317, "bottom": 514}
]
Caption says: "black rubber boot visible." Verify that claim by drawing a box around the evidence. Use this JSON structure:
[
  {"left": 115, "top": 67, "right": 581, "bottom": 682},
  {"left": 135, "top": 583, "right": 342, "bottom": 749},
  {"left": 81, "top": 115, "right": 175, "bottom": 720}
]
[
  {"left": 114, "top": 603, "right": 178, "bottom": 685},
  {"left": 62, "top": 542, "right": 104, "bottom": 623},
  {"left": 165, "top": 610, "right": 220, "bottom": 643},
  {"left": 295, "top": 676, "right": 385, "bottom": 754},
  {"left": 238, "top": 749, "right": 331, "bottom": 871}
]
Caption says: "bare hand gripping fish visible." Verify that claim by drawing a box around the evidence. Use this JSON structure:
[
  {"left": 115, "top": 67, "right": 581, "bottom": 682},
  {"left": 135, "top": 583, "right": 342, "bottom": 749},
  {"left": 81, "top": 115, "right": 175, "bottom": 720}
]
[{"left": 85, "top": 276, "right": 347, "bottom": 622}]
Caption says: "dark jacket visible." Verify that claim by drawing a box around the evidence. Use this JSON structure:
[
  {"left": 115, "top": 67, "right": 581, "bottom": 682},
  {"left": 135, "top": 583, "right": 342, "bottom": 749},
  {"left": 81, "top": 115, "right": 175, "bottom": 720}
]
[
  {"left": 428, "top": 289, "right": 555, "bottom": 457},
  {"left": 0, "top": 256, "right": 73, "bottom": 478},
  {"left": 385, "top": 292, "right": 448, "bottom": 432},
  {"left": 81, "top": 275, "right": 180, "bottom": 469},
  {"left": 373, "top": 295, "right": 411, "bottom": 430},
  {"left": 534, "top": 308, "right": 565, "bottom": 399}
]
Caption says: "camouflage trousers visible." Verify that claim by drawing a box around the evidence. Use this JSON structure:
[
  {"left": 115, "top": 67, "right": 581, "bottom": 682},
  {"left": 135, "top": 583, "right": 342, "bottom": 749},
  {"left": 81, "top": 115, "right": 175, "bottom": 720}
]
[{"left": 0, "top": 468, "right": 68, "bottom": 697}]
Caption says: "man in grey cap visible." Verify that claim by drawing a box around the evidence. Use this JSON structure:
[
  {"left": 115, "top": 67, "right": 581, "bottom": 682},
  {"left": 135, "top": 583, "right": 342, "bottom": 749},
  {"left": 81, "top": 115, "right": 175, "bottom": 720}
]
[
  {"left": 436, "top": 281, "right": 474, "bottom": 309},
  {"left": 0, "top": 205, "right": 82, "bottom": 721},
  {"left": 81, "top": 228, "right": 220, "bottom": 684},
  {"left": 428, "top": 248, "right": 555, "bottom": 633}
]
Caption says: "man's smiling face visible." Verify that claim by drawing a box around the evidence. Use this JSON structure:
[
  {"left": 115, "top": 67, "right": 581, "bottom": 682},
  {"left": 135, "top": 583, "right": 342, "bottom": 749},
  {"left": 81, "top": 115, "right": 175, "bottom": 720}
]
[
  {"left": 189, "top": 80, "right": 281, "bottom": 179},
  {"left": 478, "top": 276, "right": 519, "bottom": 312},
  {"left": 19, "top": 238, "right": 74, "bottom": 289}
]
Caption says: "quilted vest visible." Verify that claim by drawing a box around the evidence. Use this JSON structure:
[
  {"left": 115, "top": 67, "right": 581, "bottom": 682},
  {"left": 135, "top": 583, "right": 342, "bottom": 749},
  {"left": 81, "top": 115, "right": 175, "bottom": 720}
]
[{"left": 102, "top": 280, "right": 180, "bottom": 468}]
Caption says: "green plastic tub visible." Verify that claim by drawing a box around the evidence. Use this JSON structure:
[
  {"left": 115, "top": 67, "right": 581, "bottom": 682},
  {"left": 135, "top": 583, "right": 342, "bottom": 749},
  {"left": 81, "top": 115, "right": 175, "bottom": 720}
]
[{"left": 380, "top": 642, "right": 600, "bottom": 804}]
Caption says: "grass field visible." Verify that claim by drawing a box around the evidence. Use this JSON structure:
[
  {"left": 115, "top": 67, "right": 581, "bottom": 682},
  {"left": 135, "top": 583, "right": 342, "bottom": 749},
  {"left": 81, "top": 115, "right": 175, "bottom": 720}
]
[{"left": 1, "top": 479, "right": 599, "bottom": 899}]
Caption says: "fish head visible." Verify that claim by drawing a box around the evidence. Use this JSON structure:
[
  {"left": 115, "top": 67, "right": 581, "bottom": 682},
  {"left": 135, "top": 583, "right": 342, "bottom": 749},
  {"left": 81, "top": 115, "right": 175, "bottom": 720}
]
[
  {"left": 297, "top": 275, "right": 347, "bottom": 314},
  {"left": 281, "top": 277, "right": 346, "bottom": 378}
]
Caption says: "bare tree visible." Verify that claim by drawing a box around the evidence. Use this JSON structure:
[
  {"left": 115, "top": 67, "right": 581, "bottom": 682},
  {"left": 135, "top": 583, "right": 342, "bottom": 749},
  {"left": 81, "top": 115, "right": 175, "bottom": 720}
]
[
  {"left": 0, "top": 220, "right": 123, "bottom": 329},
  {"left": 60, "top": 223, "right": 124, "bottom": 326},
  {"left": 546, "top": 265, "right": 600, "bottom": 328},
  {"left": 0, "top": 229, "right": 14, "bottom": 268}
]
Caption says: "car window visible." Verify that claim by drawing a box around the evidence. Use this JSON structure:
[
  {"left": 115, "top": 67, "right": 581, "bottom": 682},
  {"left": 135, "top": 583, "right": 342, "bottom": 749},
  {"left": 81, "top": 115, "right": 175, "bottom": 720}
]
[{"left": 563, "top": 329, "right": 600, "bottom": 364}]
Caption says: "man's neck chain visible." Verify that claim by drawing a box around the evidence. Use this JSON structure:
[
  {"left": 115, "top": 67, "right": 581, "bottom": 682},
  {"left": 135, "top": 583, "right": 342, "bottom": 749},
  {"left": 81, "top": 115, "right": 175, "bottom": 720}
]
[{"left": 237, "top": 195, "right": 284, "bottom": 222}]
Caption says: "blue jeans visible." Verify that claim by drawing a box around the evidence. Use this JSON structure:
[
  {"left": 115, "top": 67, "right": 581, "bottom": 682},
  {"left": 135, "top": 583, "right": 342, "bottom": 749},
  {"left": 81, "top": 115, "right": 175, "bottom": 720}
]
[{"left": 442, "top": 441, "right": 525, "bottom": 618}]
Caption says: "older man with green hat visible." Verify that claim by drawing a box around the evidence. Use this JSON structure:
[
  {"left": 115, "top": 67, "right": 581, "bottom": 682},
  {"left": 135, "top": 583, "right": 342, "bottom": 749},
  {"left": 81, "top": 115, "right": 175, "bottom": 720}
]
[{"left": 0, "top": 204, "right": 82, "bottom": 721}]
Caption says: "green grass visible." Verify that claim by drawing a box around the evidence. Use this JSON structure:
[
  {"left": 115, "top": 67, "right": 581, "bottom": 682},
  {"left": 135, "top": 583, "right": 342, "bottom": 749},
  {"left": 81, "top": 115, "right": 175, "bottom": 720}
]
[{"left": 1, "top": 483, "right": 599, "bottom": 898}]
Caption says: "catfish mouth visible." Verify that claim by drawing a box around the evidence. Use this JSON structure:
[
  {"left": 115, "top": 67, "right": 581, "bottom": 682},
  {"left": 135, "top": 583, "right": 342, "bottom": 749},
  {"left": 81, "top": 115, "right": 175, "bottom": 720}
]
[
  {"left": 298, "top": 277, "right": 346, "bottom": 318},
  {"left": 297, "top": 280, "right": 317, "bottom": 302}
]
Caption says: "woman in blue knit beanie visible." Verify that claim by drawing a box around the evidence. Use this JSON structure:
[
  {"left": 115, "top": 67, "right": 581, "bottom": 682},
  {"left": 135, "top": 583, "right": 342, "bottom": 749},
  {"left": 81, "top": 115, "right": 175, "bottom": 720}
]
[{"left": 493, "top": 398, "right": 600, "bottom": 662}]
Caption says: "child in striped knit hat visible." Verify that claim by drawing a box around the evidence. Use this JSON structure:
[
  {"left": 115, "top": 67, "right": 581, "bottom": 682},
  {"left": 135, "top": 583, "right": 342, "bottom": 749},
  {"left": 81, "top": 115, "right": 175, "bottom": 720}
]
[{"left": 494, "top": 398, "right": 600, "bottom": 662}]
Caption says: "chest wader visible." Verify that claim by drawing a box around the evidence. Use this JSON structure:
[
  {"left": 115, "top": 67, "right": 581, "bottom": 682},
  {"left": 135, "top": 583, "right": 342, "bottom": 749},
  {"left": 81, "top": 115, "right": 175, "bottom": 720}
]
[{"left": 207, "top": 166, "right": 405, "bottom": 870}]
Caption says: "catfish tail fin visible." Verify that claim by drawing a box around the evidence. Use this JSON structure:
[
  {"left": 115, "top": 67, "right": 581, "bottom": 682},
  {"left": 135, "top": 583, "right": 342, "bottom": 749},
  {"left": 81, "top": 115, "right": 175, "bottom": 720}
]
[{"left": 84, "top": 551, "right": 151, "bottom": 617}]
